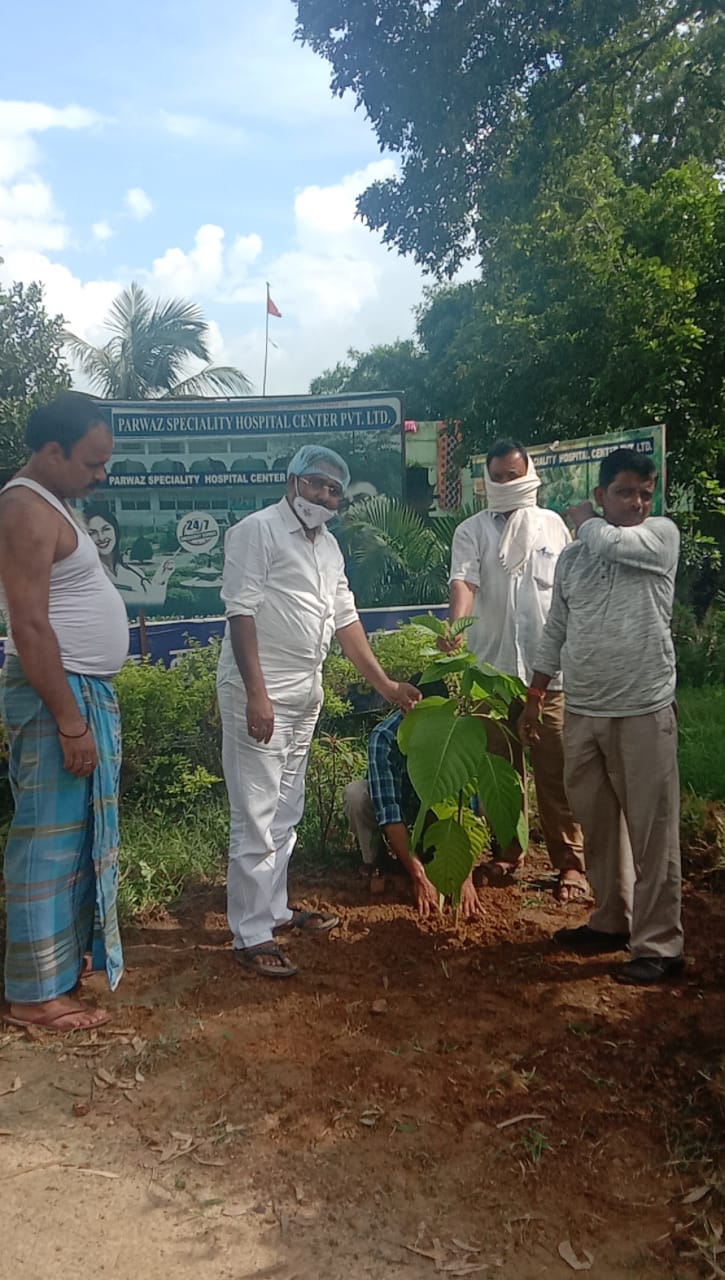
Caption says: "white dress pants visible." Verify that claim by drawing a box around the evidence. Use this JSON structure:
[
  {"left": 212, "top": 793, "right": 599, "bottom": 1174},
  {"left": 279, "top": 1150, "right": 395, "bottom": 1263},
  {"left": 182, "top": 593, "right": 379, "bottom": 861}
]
[{"left": 218, "top": 680, "right": 321, "bottom": 949}]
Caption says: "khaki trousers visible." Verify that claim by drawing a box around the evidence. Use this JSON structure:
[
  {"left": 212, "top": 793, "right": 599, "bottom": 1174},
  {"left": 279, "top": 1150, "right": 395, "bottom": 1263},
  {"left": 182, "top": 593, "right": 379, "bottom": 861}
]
[
  {"left": 563, "top": 708, "right": 683, "bottom": 959},
  {"left": 343, "top": 779, "right": 379, "bottom": 865},
  {"left": 484, "top": 693, "right": 585, "bottom": 873}
]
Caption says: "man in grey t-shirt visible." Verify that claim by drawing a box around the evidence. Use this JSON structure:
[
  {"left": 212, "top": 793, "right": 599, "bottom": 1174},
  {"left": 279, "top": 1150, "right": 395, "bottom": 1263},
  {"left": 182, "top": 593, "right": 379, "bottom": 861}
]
[{"left": 519, "top": 448, "right": 683, "bottom": 985}]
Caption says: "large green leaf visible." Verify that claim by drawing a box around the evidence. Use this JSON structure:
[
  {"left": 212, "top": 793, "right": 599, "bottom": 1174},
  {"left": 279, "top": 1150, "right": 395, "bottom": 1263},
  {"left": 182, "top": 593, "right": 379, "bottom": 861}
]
[
  {"left": 467, "top": 665, "right": 526, "bottom": 708},
  {"left": 411, "top": 613, "right": 448, "bottom": 637},
  {"left": 461, "top": 667, "right": 500, "bottom": 700},
  {"left": 396, "top": 696, "right": 451, "bottom": 756},
  {"left": 477, "top": 752, "right": 524, "bottom": 851},
  {"left": 432, "top": 802, "right": 490, "bottom": 859},
  {"left": 422, "top": 817, "right": 476, "bottom": 902},
  {"left": 449, "top": 616, "right": 476, "bottom": 637},
  {"left": 407, "top": 703, "right": 488, "bottom": 846},
  {"left": 419, "top": 653, "right": 474, "bottom": 684}
]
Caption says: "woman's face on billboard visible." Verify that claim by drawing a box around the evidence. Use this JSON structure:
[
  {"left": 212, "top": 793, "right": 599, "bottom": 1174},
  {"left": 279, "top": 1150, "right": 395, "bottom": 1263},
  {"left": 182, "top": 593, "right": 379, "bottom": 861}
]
[{"left": 87, "top": 515, "right": 117, "bottom": 556}]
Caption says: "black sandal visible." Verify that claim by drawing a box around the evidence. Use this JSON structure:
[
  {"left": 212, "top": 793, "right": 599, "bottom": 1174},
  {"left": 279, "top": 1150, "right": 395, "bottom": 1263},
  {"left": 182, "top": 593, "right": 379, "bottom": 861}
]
[
  {"left": 234, "top": 941, "right": 299, "bottom": 978},
  {"left": 273, "top": 908, "right": 340, "bottom": 935}
]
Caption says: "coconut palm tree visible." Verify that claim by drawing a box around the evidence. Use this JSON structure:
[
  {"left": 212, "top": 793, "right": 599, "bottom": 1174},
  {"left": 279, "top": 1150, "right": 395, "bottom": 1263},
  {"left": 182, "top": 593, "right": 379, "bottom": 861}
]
[
  {"left": 339, "top": 496, "right": 481, "bottom": 607},
  {"left": 339, "top": 497, "right": 442, "bottom": 606},
  {"left": 64, "top": 282, "right": 251, "bottom": 398}
]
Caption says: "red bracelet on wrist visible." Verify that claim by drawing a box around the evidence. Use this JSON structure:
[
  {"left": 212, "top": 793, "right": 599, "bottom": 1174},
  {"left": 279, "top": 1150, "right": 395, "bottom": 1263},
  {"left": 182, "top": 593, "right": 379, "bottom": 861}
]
[{"left": 526, "top": 687, "right": 547, "bottom": 702}]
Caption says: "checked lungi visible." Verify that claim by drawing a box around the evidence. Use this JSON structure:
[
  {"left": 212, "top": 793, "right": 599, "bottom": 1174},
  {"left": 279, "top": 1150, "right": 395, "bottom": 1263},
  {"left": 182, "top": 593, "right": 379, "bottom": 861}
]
[{"left": 1, "top": 656, "right": 124, "bottom": 1003}]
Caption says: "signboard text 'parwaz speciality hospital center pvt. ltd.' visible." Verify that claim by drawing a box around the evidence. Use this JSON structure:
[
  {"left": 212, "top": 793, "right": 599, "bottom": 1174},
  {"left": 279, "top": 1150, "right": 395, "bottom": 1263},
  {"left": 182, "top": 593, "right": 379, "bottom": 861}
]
[{"left": 88, "top": 393, "right": 404, "bottom": 618}]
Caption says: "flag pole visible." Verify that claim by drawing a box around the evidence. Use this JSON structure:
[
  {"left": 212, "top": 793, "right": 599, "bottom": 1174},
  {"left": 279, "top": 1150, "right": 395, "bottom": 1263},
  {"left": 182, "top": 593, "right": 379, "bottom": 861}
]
[{"left": 262, "top": 282, "right": 270, "bottom": 396}]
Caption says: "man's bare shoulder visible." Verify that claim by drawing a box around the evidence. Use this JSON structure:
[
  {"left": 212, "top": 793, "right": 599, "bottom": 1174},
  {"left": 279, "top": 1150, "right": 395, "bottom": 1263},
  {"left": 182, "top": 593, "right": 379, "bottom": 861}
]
[
  {"left": 0, "top": 485, "right": 62, "bottom": 565},
  {"left": 0, "top": 483, "right": 58, "bottom": 530}
]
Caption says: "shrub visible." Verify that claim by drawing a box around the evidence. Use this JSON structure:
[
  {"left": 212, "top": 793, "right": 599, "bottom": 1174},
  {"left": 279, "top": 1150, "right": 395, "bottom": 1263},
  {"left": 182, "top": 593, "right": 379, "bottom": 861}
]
[
  {"left": 368, "top": 624, "right": 439, "bottom": 685},
  {"left": 297, "top": 733, "right": 367, "bottom": 864},
  {"left": 673, "top": 604, "right": 725, "bottom": 687},
  {"left": 118, "top": 798, "right": 228, "bottom": 917},
  {"left": 680, "top": 792, "right": 725, "bottom": 884},
  {"left": 115, "top": 640, "right": 222, "bottom": 811},
  {"left": 677, "top": 686, "right": 725, "bottom": 801}
]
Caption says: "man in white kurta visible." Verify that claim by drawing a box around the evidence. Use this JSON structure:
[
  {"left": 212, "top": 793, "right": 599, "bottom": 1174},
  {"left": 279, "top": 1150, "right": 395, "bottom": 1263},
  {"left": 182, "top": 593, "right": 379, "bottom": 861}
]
[
  {"left": 447, "top": 440, "right": 588, "bottom": 901},
  {"left": 217, "top": 445, "right": 420, "bottom": 978}
]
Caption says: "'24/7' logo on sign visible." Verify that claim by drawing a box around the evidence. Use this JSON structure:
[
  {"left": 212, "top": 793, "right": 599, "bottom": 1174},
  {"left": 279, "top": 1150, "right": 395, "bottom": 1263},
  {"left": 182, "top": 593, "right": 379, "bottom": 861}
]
[{"left": 176, "top": 513, "right": 221, "bottom": 555}]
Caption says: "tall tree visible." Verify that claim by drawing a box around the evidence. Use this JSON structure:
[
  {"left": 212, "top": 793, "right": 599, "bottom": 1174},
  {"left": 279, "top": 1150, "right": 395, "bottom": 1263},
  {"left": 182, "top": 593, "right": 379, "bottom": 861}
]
[
  {"left": 295, "top": 0, "right": 725, "bottom": 273},
  {"left": 64, "top": 282, "right": 251, "bottom": 399},
  {"left": 0, "top": 277, "right": 71, "bottom": 484},
  {"left": 416, "top": 157, "right": 725, "bottom": 488},
  {"left": 310, "top": 339, "right": 432, "bottom": 418}
]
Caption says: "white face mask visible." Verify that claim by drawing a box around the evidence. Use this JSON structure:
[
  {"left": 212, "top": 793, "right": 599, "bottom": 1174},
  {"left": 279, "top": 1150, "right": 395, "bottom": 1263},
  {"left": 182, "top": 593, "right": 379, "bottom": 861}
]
[{"left": 292, "top": 481, "right": 337, "bottom": 529}]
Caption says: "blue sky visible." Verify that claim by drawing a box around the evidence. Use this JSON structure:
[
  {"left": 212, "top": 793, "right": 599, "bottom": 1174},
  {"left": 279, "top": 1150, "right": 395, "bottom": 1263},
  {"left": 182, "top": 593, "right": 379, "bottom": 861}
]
[{"left": 0, "top": 0, "right": 434, "bottom": 394}]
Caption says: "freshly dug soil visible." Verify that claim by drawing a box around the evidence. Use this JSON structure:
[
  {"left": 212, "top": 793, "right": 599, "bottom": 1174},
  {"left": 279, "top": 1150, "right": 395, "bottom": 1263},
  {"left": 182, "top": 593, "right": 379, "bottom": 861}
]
[{"left": 1, "top": 850, "right": 723, "bottom": 1279}]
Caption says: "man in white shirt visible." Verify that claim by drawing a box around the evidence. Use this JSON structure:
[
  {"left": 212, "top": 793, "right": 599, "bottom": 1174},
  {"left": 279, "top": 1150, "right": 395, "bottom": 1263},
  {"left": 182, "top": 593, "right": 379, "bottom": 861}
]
[
  {"left": 217, "top": 445, "right": 421, "bottom": 978},
  {"left": 520, "top": 448, "right": 683, "bottom": 985},
  {"left": 446, "top": 440, "right": 589, "bottom": 901}
]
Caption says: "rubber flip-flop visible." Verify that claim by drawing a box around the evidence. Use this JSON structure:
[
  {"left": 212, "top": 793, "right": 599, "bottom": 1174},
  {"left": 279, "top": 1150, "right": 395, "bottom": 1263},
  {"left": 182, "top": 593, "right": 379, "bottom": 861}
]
[
  {"left": 5, "top": 1007, "right": 111, "bottom": 1033},
  {"left": 273, "top": 908, "right": 340, "bottom": 936},
  {"left": 234, "top": 942, "right": 299, "bottom": 979}
]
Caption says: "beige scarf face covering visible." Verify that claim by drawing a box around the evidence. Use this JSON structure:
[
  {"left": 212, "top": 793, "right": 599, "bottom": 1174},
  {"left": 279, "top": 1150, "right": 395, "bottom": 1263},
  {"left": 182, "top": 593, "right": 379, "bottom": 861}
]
[{"left": 484, "top": 457, "right": 542, "bottom": 576}]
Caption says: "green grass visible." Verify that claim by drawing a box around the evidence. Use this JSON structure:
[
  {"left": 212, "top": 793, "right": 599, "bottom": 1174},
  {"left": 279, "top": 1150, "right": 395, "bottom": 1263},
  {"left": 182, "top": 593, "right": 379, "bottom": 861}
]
[
  {"left": 677, "top": 686, "right": 725, "bottom": 801},
  {"left": 118, "top": 797, "right": 229, "bottom": 918}
]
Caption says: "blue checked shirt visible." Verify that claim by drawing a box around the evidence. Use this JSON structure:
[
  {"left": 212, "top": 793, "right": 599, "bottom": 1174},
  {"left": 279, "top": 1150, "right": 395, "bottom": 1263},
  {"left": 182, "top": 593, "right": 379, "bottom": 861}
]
[{"left": 368, "top": 710, "right": 407, "bottom": 827}]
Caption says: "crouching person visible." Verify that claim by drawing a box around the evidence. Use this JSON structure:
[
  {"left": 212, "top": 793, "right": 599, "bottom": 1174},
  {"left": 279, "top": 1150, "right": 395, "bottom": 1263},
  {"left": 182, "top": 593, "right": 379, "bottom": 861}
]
[{"left": 344, "top": 706, "right": 483, "bottom": 919}]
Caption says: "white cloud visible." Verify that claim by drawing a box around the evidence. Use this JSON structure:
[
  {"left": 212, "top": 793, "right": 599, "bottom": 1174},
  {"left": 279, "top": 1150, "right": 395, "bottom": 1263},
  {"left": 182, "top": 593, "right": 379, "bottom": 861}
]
[
  {"left": 125, "top": 186, "right": 154, "bottom": 220},
  {"left": 0, "top": 101, "right": 104, "bottom": 183},
  {"left": 0, "top": 249, "right": 119, "bottom": 337},
  {"left": 0, "top": 134, "right": 37, "bottom": 183},
  {"left": 0, "top": 98, "right": 105, "bottom": 252},
  {"left": 0, "top": 101, "right": 102, "bottom": 135},
  {"left": 0, "top": 141, "right": 440, "bottom": 396},
  {"left": 294, "top": 160, "right": 397, "bottom": 237},
  {"left": 92, "top": 220, "right": 114, "bottom": 242},
  {"left": 0, "top": 172, "right": 66, "bottom": 253},
  {"left": 159, "top": 111, "right": 206, "bottom": 139},
  {"left": 158, "top": 110, "right": 248, "bottom": 148},
  {"left": 150, "top": 224, "right": 226, "bottom": 296},
  {"left": 148, "top": 225, "right": 262, "bottom": 298},
  {"left": 157, "top": 161, "right": 430, "bottom": 393}
]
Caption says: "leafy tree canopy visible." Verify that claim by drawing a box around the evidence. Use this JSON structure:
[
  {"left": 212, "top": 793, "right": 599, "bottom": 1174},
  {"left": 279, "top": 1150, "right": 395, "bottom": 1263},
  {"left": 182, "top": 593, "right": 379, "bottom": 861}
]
[
  {"left": 0, "top": 276, "right": 71, "bottom": 484},
  {"left": 309, "top": 158, "right": 725, "bottom": 492},
  {"left": 295, "top": 0, "right": 725, "bottom": 273},
  {"left": 419, "top": 156, "right": 725, "bottom": 486},
  {"left": 310, "top": 339, "right": 432, "bottom": 418}
]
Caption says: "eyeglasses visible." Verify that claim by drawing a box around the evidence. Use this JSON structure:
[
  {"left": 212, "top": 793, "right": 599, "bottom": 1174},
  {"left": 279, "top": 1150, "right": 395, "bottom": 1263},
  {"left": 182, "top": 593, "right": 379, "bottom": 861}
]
[{"left": 298, "top": 474, "right": 344, "bottom": 500}]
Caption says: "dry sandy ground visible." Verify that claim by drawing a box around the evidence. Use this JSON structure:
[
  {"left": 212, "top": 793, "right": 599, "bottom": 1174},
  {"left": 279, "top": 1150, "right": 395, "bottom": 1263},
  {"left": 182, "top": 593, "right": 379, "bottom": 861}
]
[{"left": 2, "top": 860, "right": 723, "bottom": 1280}]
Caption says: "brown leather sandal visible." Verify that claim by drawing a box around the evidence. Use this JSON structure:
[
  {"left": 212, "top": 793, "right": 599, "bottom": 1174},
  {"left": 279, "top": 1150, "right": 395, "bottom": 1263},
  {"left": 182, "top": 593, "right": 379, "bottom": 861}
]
[{"left": 234, "top": 942, "right": 299, "bottom": 978}]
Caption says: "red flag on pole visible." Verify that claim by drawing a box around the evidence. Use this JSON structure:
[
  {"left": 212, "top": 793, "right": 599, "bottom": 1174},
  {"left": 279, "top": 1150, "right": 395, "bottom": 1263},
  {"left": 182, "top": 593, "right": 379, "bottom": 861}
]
[{"left": 267, "top": 294, "right": 282, "bottom": 318}]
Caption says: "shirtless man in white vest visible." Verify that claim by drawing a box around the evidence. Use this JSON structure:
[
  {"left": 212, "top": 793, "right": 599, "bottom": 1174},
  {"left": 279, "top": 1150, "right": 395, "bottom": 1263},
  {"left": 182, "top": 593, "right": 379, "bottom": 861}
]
[{"left": 0, "top": 393, "right": 128, "bottom": 1031}]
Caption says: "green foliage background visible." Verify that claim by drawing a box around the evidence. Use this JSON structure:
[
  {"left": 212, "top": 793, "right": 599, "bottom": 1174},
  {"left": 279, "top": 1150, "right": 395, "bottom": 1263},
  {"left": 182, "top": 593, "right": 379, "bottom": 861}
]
[{"left": 2, "top": 614, "right": 725, "bottom": 917}]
